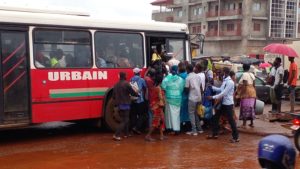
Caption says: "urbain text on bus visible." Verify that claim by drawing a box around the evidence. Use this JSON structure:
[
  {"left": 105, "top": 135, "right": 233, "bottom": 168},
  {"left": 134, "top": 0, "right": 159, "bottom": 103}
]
[{"left": 48, "top": 71, "right": 108, "bottom": 81}]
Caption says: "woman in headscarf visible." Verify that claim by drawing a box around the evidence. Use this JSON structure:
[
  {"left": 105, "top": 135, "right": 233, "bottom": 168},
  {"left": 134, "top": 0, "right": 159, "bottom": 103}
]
[
  {"left": 178, "top": 62, "right": 189, "bottom": 125},
  {"left": 237, "top": 64, "right": 256, "bottom": 127},
  {"left": 161, "top": 65, "right": 185, "bottom": 135}
]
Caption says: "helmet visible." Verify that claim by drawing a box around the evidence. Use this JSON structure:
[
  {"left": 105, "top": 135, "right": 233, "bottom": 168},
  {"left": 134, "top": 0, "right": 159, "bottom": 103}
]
[{"left": 258, "top": 135, "right": 296, "bottom": 169}]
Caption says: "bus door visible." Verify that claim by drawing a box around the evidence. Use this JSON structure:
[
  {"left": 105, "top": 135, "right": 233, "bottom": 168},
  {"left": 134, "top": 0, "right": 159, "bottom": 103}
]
[
  {"left": 0, "top": 30, "right": 30, "bottom": 125},
  {"left": 145, "top": 32, "right": 187, "bottom": 65}
]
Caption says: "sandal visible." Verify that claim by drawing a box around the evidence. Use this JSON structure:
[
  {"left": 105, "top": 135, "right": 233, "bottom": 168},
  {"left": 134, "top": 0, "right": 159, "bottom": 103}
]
[{"left": 206, "top": 135, "right": 218, "bottom": 139}]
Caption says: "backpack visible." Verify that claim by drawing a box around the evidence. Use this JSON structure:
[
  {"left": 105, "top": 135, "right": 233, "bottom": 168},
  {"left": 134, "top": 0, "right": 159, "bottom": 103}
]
[{"left": 283, "top": 69, "right": 289, "bottom": 84}]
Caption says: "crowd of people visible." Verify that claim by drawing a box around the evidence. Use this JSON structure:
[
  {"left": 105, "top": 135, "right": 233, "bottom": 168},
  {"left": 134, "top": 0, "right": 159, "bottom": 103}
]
[
  {"left": 112, "top": 54, "right": 298, "bottom": 143},
  {"left": 268, "top": 57, "right": 298, "bottom": 115}
]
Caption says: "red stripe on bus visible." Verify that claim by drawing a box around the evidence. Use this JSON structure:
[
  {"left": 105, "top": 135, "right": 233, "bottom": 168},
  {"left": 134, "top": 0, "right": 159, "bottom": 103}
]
[
  {"left": 3, "top": 56, "right": 25, "bottom": 78},
  {"left": 4, "top": 71, "right": 26, "bottom": 93},
  {"left": 2, "top": 41, "right": 25, "bottom": 64}
]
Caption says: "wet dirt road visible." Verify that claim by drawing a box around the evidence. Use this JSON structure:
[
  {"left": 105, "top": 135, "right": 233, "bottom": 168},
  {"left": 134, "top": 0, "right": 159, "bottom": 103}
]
[{"left": 0, "top": 122, "right": 298, "bottom": 169}]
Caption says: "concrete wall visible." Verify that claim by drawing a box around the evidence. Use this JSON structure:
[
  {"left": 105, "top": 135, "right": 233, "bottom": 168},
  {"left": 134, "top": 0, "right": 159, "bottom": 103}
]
[
  {"left": 152, "top": 11, "right": 174, "bottom": 22},
  {"left": 247, "top": 41, "right": 267, "bottom": 54},
  {"left": 173, "top": 7, "right": 184, "bottom": 22},
  {"left": 204, "top": 41, "right": 244, "bottom": 56}
]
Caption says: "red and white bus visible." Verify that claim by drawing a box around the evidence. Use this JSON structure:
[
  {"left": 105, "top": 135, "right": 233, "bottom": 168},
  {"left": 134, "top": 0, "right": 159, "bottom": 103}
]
[{"left": 0, "top": 6, "right": 190, "bottom": 130}]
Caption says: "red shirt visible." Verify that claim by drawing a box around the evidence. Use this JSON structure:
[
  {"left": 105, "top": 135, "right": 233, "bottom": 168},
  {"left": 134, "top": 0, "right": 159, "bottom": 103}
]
[{"left": 288, "top": 62, "right": 298, "bottom": 86}]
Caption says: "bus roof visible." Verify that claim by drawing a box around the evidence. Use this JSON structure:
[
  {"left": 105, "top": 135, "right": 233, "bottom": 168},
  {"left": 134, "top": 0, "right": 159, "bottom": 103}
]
[{"left": 0, "top": 6, "right": 188, "bottom": 33}]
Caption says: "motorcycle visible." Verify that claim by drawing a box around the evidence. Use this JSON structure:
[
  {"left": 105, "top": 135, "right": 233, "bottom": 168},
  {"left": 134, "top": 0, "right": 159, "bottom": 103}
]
[{"left": 288, "top": 113, "right": 300, "bottom": 152}]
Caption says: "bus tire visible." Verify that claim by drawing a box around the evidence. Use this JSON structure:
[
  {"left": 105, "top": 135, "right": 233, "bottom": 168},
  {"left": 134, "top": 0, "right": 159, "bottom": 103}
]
[
  {"left": 104, "top": 95, "right": 120, "bottom": 131},
  {"left": 294, "top": 129, "right": 300, "bottom": 152}
]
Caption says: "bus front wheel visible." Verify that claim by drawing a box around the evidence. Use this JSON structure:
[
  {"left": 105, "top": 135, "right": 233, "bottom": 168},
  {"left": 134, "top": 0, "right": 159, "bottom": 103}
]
[{"left": 104, "top": 96, "right": 120, "bottom": 131}]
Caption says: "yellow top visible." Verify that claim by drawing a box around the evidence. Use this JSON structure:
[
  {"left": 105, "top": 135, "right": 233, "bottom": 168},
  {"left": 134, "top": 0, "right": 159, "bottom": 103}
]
[
  {"left": 151, "top": 53, "right": 161, "bottom": 62},
  {"left": 50, "top": 58, "right": 59, "bottom": 67}
]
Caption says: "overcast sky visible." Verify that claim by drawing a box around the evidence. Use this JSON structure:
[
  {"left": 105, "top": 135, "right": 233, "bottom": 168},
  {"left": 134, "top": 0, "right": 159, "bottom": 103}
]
[{"left": 0, "top": 0, "right": 158, "bottom": 20}]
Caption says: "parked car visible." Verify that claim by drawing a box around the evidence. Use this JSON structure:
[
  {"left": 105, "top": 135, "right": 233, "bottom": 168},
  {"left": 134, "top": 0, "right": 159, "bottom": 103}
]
[
  {"left": 282, "top": 86, "right": 300, "bottom": 101},
  {"left": 236, "top": 72, "right": 270, "bottom": 103}
]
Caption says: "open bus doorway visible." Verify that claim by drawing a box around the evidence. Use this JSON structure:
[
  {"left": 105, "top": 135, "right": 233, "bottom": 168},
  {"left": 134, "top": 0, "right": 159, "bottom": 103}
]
[
  {"left": 0, "top": 30, "right": 30, "bottom": 126},
  {"left": 146, "top": 35, "right": 186, "bottom": 66}
]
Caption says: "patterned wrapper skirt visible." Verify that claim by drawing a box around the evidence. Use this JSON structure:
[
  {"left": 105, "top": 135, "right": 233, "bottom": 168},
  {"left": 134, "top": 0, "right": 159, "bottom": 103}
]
[
  {"left": 151, "top": 107, "right": 165, "bottom": 130},
  {"left": 239, "top": 98, "right": 256, "bottom": 120}
]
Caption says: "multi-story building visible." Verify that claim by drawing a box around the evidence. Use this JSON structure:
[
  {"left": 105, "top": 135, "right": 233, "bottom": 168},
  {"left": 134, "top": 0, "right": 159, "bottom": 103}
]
[{"left": 151, "top": 0, "right": 299, "bottom": 58}]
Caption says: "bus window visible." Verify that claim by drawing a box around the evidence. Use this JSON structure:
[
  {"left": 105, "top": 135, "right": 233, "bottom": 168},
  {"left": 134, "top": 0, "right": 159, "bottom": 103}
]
[
  {"left": 166, "top": 39, "right": 185, "bottom": 61},
  {"left": 95, "top": 32, "right": 144, "bottom": 68},
  {"left": 33, "top": 29, "right": 92, "bottom": 68}
]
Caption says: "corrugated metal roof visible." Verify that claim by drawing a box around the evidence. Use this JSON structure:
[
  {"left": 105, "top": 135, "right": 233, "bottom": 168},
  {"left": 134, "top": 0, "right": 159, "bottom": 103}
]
[{"left": 150, "top": 0, "right": 170, "bottom": 5}]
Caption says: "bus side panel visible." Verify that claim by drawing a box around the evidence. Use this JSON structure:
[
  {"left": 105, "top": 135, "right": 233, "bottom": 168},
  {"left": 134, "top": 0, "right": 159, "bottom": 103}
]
[
  {"left": 32, "top": 100, "right": 102, "bottom": 123},
  {"left": 30, "top": 68, "right": 133, "bottom": 123}
]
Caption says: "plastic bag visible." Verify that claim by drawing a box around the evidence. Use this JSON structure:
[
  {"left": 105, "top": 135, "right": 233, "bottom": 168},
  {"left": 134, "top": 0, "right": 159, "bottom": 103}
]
[{"left": 197, "top": 104, "right": 205, "bottom": 118}]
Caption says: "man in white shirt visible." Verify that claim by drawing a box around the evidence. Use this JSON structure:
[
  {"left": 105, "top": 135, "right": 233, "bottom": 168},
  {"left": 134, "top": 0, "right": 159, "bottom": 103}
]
[
  {"left": 207, "top": 67, "right": 239, "bottom": 143},
  {"left": 185, "top": 63, "right": 203, "bottom": 136},
  {"left": 269, "top": 65, "right": 277, "bottom": 113},
  {"left": 197, "top": 65, "right": 206, "bottom": 93},
  {"left": 272, "top": 57, "right": 284, "bottom": 113}
]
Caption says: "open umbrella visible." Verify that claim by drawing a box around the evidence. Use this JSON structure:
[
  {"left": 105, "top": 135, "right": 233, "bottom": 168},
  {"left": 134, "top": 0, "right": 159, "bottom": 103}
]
[
  {"left": 259, "top": 62, "right": 272, "bottom": 69},
  {"left": 263, "top": 43, "right": 299, "bottom": 57}
]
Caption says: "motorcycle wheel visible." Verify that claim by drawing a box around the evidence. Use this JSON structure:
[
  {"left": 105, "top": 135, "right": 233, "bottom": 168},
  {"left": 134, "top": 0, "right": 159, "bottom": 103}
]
[{"left": 294, "top": 129, "right": 300, "bottom": 152}]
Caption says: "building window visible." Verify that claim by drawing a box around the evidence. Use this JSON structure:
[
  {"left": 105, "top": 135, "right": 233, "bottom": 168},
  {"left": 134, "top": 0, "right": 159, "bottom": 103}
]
[
  {"left": 192, "top": 26, "right": 197, "bottom": 33},
  {"left": 177, "top": 10, "right": 183, "bottom": 17},
  {"left": 191, "top": 24, "right": 201, "bottom": 34},
  {"left": 197, "top": 25, "right": 201, "bottom": 33},
  {"left": 253, "top": 23, "right": 261, "bottom": 31},
  {"left": 193, "top": 7, "right": 202, "bottom": 16},
  {"left": 285, "top": 21, "right": 295, "bottom": 38},
  {"left": 287, "top": 1, "right": 295, "bottom": 10},
  {"left": 227, "top": 24, "right": 234, "bottom": 31},
  {"left": 193, "top": 8, "right": 197, "bottom": 16},
  {"left": 198, "top": 8, "right": 202, "bottom": 15},
  {"left": 253, "top": 2, "right": 261, "bottom": 11},
  {"left": 225, "top": 3, "right": 235, "bottom": 10},
  {"left": 271, "top": 20, "right": 284, "bottom": 38}
]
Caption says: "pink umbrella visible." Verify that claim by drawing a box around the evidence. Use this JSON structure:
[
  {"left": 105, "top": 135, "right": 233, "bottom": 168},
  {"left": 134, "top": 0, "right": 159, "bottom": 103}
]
[
  {"left": 259, "top": 62, "right": 272, "bottom": 69},
  {"left": 263, "top": 43, "right": 299, "bottom": 57}
]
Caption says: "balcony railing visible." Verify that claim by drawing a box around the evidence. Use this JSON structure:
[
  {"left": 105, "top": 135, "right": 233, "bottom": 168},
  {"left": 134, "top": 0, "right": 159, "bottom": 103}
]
[
  {"left": 206, "top": 29, "right": 241, "bottom": 37},
  {"left": 206, "top": 11, "right": 218, "bottom": 18},
  {"left": 220, "top": 9, "right": 242, "bottom": 16},
  {"left": 206, "top": 9, "right": 242, "bottom": 18},
  {"left": 220, "top": 30, "right": 241, "bottom": 36},
  {"left": 166, "top": 16, "right": 174, "bottom": 22},
  {"left": 206, "top": 30, "right": 218, "bottom": 37}
]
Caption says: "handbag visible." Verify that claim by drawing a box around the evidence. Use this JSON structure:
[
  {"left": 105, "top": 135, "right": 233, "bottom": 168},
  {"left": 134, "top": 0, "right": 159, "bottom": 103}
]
[{"left": 197, "top": 104, "right": 205, "bottom": 118}]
